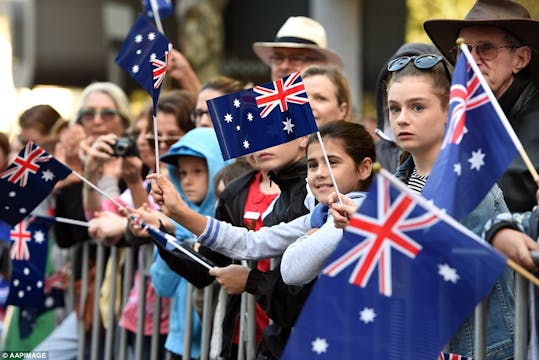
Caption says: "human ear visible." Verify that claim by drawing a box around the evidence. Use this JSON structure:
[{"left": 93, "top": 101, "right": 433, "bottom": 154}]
[
  {"left": 513, "top": 46, "right": 531, "bottom": 74},
  {"left": 357, "top": 157, "right": 373, "bottom": 181},
  {"left": 338, "top": 102, "right": 349, "bottom": 121}
]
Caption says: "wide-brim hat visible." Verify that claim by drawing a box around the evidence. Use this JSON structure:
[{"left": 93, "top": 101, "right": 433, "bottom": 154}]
[
  {"left": 253, "top": 16, "right": 343, "bottom": 68},
  {"left": 424, "top": 0, "right": 539, "bottom": 73}
]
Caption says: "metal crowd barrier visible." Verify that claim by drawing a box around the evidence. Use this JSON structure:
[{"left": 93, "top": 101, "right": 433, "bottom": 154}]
[{"left": 71, "top": 240, "right": 531, "bottom": 360}]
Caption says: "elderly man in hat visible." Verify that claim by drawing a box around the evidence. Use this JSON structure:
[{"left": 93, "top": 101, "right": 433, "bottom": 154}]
[{"left": 253, "top": 16, "right": 343, "bottom": 80}]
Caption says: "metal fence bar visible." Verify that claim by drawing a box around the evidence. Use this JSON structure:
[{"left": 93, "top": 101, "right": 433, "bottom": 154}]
[
  {"left": 237, "top": 292, "right": 246, "bottom": 360},
  {"left": 151, "top": 291, "right": 162, "bottom": 360},
  {"left": 514, "top": 273, "right": 529, "bottom": 360},
  {"left": 246, "top": 294, "right": 256, "bottom": 360},
  {"left": 183, "top": 282, "right": 194, "bottom": 359},
  {"left": 135, "top": 262, "right": 147, "bottom": 360},
  {"left": 77, "top": 242, "right": 89, "bottom": 360},
  {"left": 200, "top": 284, "right": 214, "bottom": 360},
  {"left": 118, "top": 246, "right": 134, "bottom": 360},
  {"left": 473, "top": 299, "right": 487, "bottom": 360},
  {"left": 90, "top": 242, "right": 105, "bottom": 360},
  {"left": 104, "top": 246, "right": 118, "bottom": 360}
]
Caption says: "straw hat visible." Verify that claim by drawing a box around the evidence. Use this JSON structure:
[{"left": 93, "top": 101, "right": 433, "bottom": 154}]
[
  {"left": 253, "top": 16, "right": 343, "bottom": 68},
  {"left": 424, "top": 0, "right": 539, "bottom": 71}
]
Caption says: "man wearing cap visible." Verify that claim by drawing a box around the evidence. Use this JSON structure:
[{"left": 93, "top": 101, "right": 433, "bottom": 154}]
[
  {"left": 424, "top": 1, "right": 539, "bottom": 359},
  {"left": 253, "top": 16, "right": 343, "bottom": 80}
]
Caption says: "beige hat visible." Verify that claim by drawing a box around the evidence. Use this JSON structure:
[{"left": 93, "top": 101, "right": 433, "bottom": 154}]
[{"left": 253, "top": 16, "right": 343, "bottom": 68}]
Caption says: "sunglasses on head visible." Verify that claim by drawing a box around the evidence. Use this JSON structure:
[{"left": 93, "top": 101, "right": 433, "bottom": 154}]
[{"left": 387, "top": 54, "right": 451, "bottom": 82}]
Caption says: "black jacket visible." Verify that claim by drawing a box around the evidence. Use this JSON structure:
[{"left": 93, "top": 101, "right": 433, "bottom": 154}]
[{"left": 498, "top": 74, "right": 539, "bottom": 212}]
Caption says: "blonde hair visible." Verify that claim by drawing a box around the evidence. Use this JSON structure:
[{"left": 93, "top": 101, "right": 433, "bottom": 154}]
[{"left": 75, "top": 82, "right": 132, "bottom": 128}]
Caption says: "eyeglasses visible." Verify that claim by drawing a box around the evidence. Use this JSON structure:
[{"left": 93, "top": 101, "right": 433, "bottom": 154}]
[
  {"left": 450, "top": 41, "right": 518, "bottom": 61},
  {"left": 387, "top": 54, "right": 451, "bottom": 82},
  {"left": 269, "top": 53, "right": 323, "bottom": 67},
  {"left": 190, "top": 109, "right": 210, "bottom": 123},
  {"left": 144, "top": 134, "right": 182, "bottom": 148},
  {"left": 79, "top": 108, "right": 120, "bottom": 123}
]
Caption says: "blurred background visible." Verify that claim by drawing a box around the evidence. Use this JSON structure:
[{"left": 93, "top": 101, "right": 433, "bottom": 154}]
[{"left": 1, "top": 0, "right": 538, "bottom": 137}]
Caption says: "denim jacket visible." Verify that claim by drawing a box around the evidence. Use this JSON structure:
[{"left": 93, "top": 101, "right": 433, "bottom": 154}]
[{"left": 396, "top": 156, "right": 515, "bottom": 360}]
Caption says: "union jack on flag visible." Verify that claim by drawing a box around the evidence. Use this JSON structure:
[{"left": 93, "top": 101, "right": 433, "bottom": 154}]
[
  {"left": 151, "top": 43, "right": 171, "bottom": 89},
  {"left": 7, "top": 216, "right": 52, "bottom": 308},
  {"left": 1, "top": 142, "right": 51, "bottom": 187},
  {"left": 282, "top": 170, "right": 506, "bottom": 360},
  {"left": 0, "top": 142, "right": 72, "bottom": 226},
  {"left": 254, "top": 72, "right": 309, "bottom": 118},
  {"left": 439, "top": 352, "right": 473, "bottom": 360},
  {"left": 323, "top": 176, "right": 438, "bottom": 296},
  {"left": 207, "top": 73, "right": 318, "bottom": 160},
  {"left": 10, "top": 221, "right": 31, "bottom": 260},
  {"left": 421, "top": 51, "right": 518, "bottom": 220}
]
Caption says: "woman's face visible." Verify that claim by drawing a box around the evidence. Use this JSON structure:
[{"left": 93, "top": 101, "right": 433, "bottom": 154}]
[
  {"left": 387, "top": 76, "right": 447, "bottom": 157},
  {"left": 79, "top": 92, "right": 125, "bottom": 137},
  {"left": 303, "top": 74, "right": 347, "bottom": 126},
  {"left": 194, "top": 88, "right": 224, "bottom": 128},
  {"left": 154, "top": 111, "right": 186, "bottom": 153}
]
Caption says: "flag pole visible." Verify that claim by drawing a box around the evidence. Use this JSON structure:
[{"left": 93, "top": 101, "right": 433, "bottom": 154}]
[
  {"left": 71, "top": 170, "right": 127, "bottom": 211},
  {"left": 458, "top": 39, "right": 539, "bottom": 182},
  {"left": 316, "top": 131, "right": 344, "bottom": 204},
  {"left": 149, "top": 0, "right": 165, "bottom": 35},
  {"left": 153, "top": 114, "right": 160, "bottom": 176},
  {"left": 54, "top": 217, "right": 90, "bottom": 228}
]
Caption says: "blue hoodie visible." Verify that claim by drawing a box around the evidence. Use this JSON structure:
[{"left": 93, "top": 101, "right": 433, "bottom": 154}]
[{"left": 150, "top": 128, "right": 225, "bottom": 357}]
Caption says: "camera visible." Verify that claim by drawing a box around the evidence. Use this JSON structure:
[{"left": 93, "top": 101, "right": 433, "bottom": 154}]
[{"left": 112, "top": 137, "right": 138, "bottom": 157}]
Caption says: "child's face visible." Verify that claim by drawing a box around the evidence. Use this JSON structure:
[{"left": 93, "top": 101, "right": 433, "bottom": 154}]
[
  {"left": 307, "top": 138, "right": 364, "bottom": 205},
  {"left": 176, "top": 156, "right": 209, "bottom": 204},
  {"left": 387, "top": 76, "right": 447, "bottom": 156},
  {"left": 252, "top": 137, "right": 305, "bottom": 173}
]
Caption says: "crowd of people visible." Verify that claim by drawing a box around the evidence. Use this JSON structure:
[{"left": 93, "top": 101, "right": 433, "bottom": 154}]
[{"left": 1, "top": 0, "right": 539, "bottom": 359}]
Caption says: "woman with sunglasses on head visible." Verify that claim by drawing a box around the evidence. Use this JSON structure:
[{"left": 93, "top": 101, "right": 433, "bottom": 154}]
[{"left": 384, "top": 52, "right": 514, "bottom": 359}]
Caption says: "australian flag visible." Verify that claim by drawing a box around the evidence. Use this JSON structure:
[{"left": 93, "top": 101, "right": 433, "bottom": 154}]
[
  {"left": 6, "top": 216, "right": 53, "bottom": 308},
  {"left": 115, "top": 14, "right": 171, "bottom": 114},
  {"left": 207, "top": 72, "right": 318, "bottom": 160},
  {"left": 421, "top": 52, "right": 518, "bottom": 220},
  {"left": 282, "top": 170, "right": 506, "bottom": 360},
  {"left": 0, "top": 142, "right": 72, "bottom": 227},
  {"left": 143, "top": 0, "right": 173, "bottom": 20}
]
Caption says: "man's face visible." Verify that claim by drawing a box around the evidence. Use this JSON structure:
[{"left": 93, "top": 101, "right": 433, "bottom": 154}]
[
  {"left": 459, "top": 26, "right": 529, "bottom": 98},
  {"left": 269, "top": 47, "right": 327, "bottom": 80}
]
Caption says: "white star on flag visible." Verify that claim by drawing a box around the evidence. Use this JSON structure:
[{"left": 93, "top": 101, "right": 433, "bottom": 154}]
[
  {"left": 453, "top": 163, "right": 462, "bottom": 176},
  {"left": 132, "top": 65, "right": 140, "bottom": 74},
  {"left": 468, "top": 149, "right": 485, "bottom": 171},
  {"left": 233, "top": 98, "right": 241, "bottom": 108},
  {"left": 311, "top": 337, "right": 329, "bottom": 355},
  {"left": 148, "top": 32, "right": 156, "bottom": 41},
  {"left": 236, "top": 125, "right": 241, "bottom": 131},
  {"left": 224, "top": 113, "right": 233, "bottom": 123},
  {"left": 135, "top": 34, "right": 143, "bottom": 43},
  {"left": 359, "top": 307, "right": 376, "bottom": 323},
  {"left": 282, "top": 117, "right": 295, "bottom": 134},
  {"left": 242, "top": 140, "right": 250, "bottom": 149},
  {"left": 41, "top": 169, "right": 55, "bottom": 182},
  {"left": 247, "top": 112, "right": 254, "bottom": 121},
  {"left": 438, "top": 263, "right": 459, "bottom": 283},
  {"left": 9, "top": 191, "right": 15, "bottom": 197},
  {"left": 136, "top": 49, "right": 142, "bottom": 55},
  {"left": 33, "top": 230, "right": 45, "bottom": 244}
]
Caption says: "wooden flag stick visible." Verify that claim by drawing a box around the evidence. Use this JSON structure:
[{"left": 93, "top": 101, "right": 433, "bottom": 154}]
[{"left": 507, "top": 258, "right": 539, "bottom": 288}]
